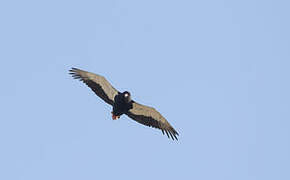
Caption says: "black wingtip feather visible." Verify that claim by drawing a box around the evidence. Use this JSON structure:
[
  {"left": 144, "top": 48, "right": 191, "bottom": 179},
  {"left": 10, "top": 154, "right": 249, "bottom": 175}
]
[
  {"left": 173, "top": 133, "right": 178, "bottom": 141},
  {"left": 71, "top": 67, "right": 79, "bottom": 71},
  {"left": 165, "top": 130, "right": 170, "bottom": 139},
  {"left": 69, "top": 68, "right": 81, "bottom": 74},
  {"left": 168, "top": 127, "right": 179, "bottom": 141},
  {"left": 174, "top": 133, "right": 178, "bottom": 141},
  {"left": 171, "top": 127, "right": 179, "bottom": 136},
  {"left": 168, "top": 131, "right": 175, "bottom": 140}
]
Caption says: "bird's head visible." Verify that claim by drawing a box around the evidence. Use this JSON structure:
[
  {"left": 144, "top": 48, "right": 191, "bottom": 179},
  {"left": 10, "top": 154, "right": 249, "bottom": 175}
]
[{"left": 123, "top": 91, "right": 131, "bottom": 103}]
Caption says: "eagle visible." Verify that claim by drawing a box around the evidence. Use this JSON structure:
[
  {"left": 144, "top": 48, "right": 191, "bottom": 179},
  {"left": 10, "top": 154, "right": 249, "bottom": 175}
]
[{"left": 69, "top": 68, "right": 179, "bottom": 140}]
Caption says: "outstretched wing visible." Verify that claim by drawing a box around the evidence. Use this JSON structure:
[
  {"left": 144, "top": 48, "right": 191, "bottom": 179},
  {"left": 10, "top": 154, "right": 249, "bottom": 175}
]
[
  {"left": 69, "top": 68, "right": 119, "bottom": 106},
  {"left": 126, "top": 102, "right": 179, "bottom": 140}
]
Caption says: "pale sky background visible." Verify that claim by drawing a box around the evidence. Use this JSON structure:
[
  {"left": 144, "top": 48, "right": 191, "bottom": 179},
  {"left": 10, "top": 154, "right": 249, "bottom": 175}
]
[{"left": 0, "top": 0, "right": 289, "bottom": 179}]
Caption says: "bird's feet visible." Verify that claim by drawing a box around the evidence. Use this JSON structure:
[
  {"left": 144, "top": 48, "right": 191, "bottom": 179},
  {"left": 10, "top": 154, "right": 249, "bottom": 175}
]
[{"left": 111, "top": 112, "right": 120, "bottom": 120}]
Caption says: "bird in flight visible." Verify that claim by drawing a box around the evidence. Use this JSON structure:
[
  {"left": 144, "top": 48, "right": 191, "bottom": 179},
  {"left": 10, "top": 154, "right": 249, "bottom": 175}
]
[{"left": 69, "top": 68, "right": 179, "bottom": 140}]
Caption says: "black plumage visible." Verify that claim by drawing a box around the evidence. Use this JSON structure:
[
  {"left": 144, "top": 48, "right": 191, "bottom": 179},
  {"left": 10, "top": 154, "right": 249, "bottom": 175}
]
[{"left": 69, "top": 68, "right": 179, "bottom": 140}]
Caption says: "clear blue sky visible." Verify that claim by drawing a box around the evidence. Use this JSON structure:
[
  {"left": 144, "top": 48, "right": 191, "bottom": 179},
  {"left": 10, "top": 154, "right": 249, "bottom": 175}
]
[{"left": 0, "top": 0, "right": 289, "bottom": 179}]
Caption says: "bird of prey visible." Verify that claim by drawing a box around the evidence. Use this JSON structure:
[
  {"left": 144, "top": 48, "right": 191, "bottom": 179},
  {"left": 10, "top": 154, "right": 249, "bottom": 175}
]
[{"left": 69, "top": 68, "right": 179, "bottom": 140}]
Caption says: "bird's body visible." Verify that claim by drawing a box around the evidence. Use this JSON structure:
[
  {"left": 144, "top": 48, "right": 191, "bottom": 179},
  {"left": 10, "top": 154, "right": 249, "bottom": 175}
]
[
  {"left": 69, "top": 68, "right": 179, "bottom": 140},
  {"left": 112, "top": 91, "right": 133, "bottom": 119}
]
